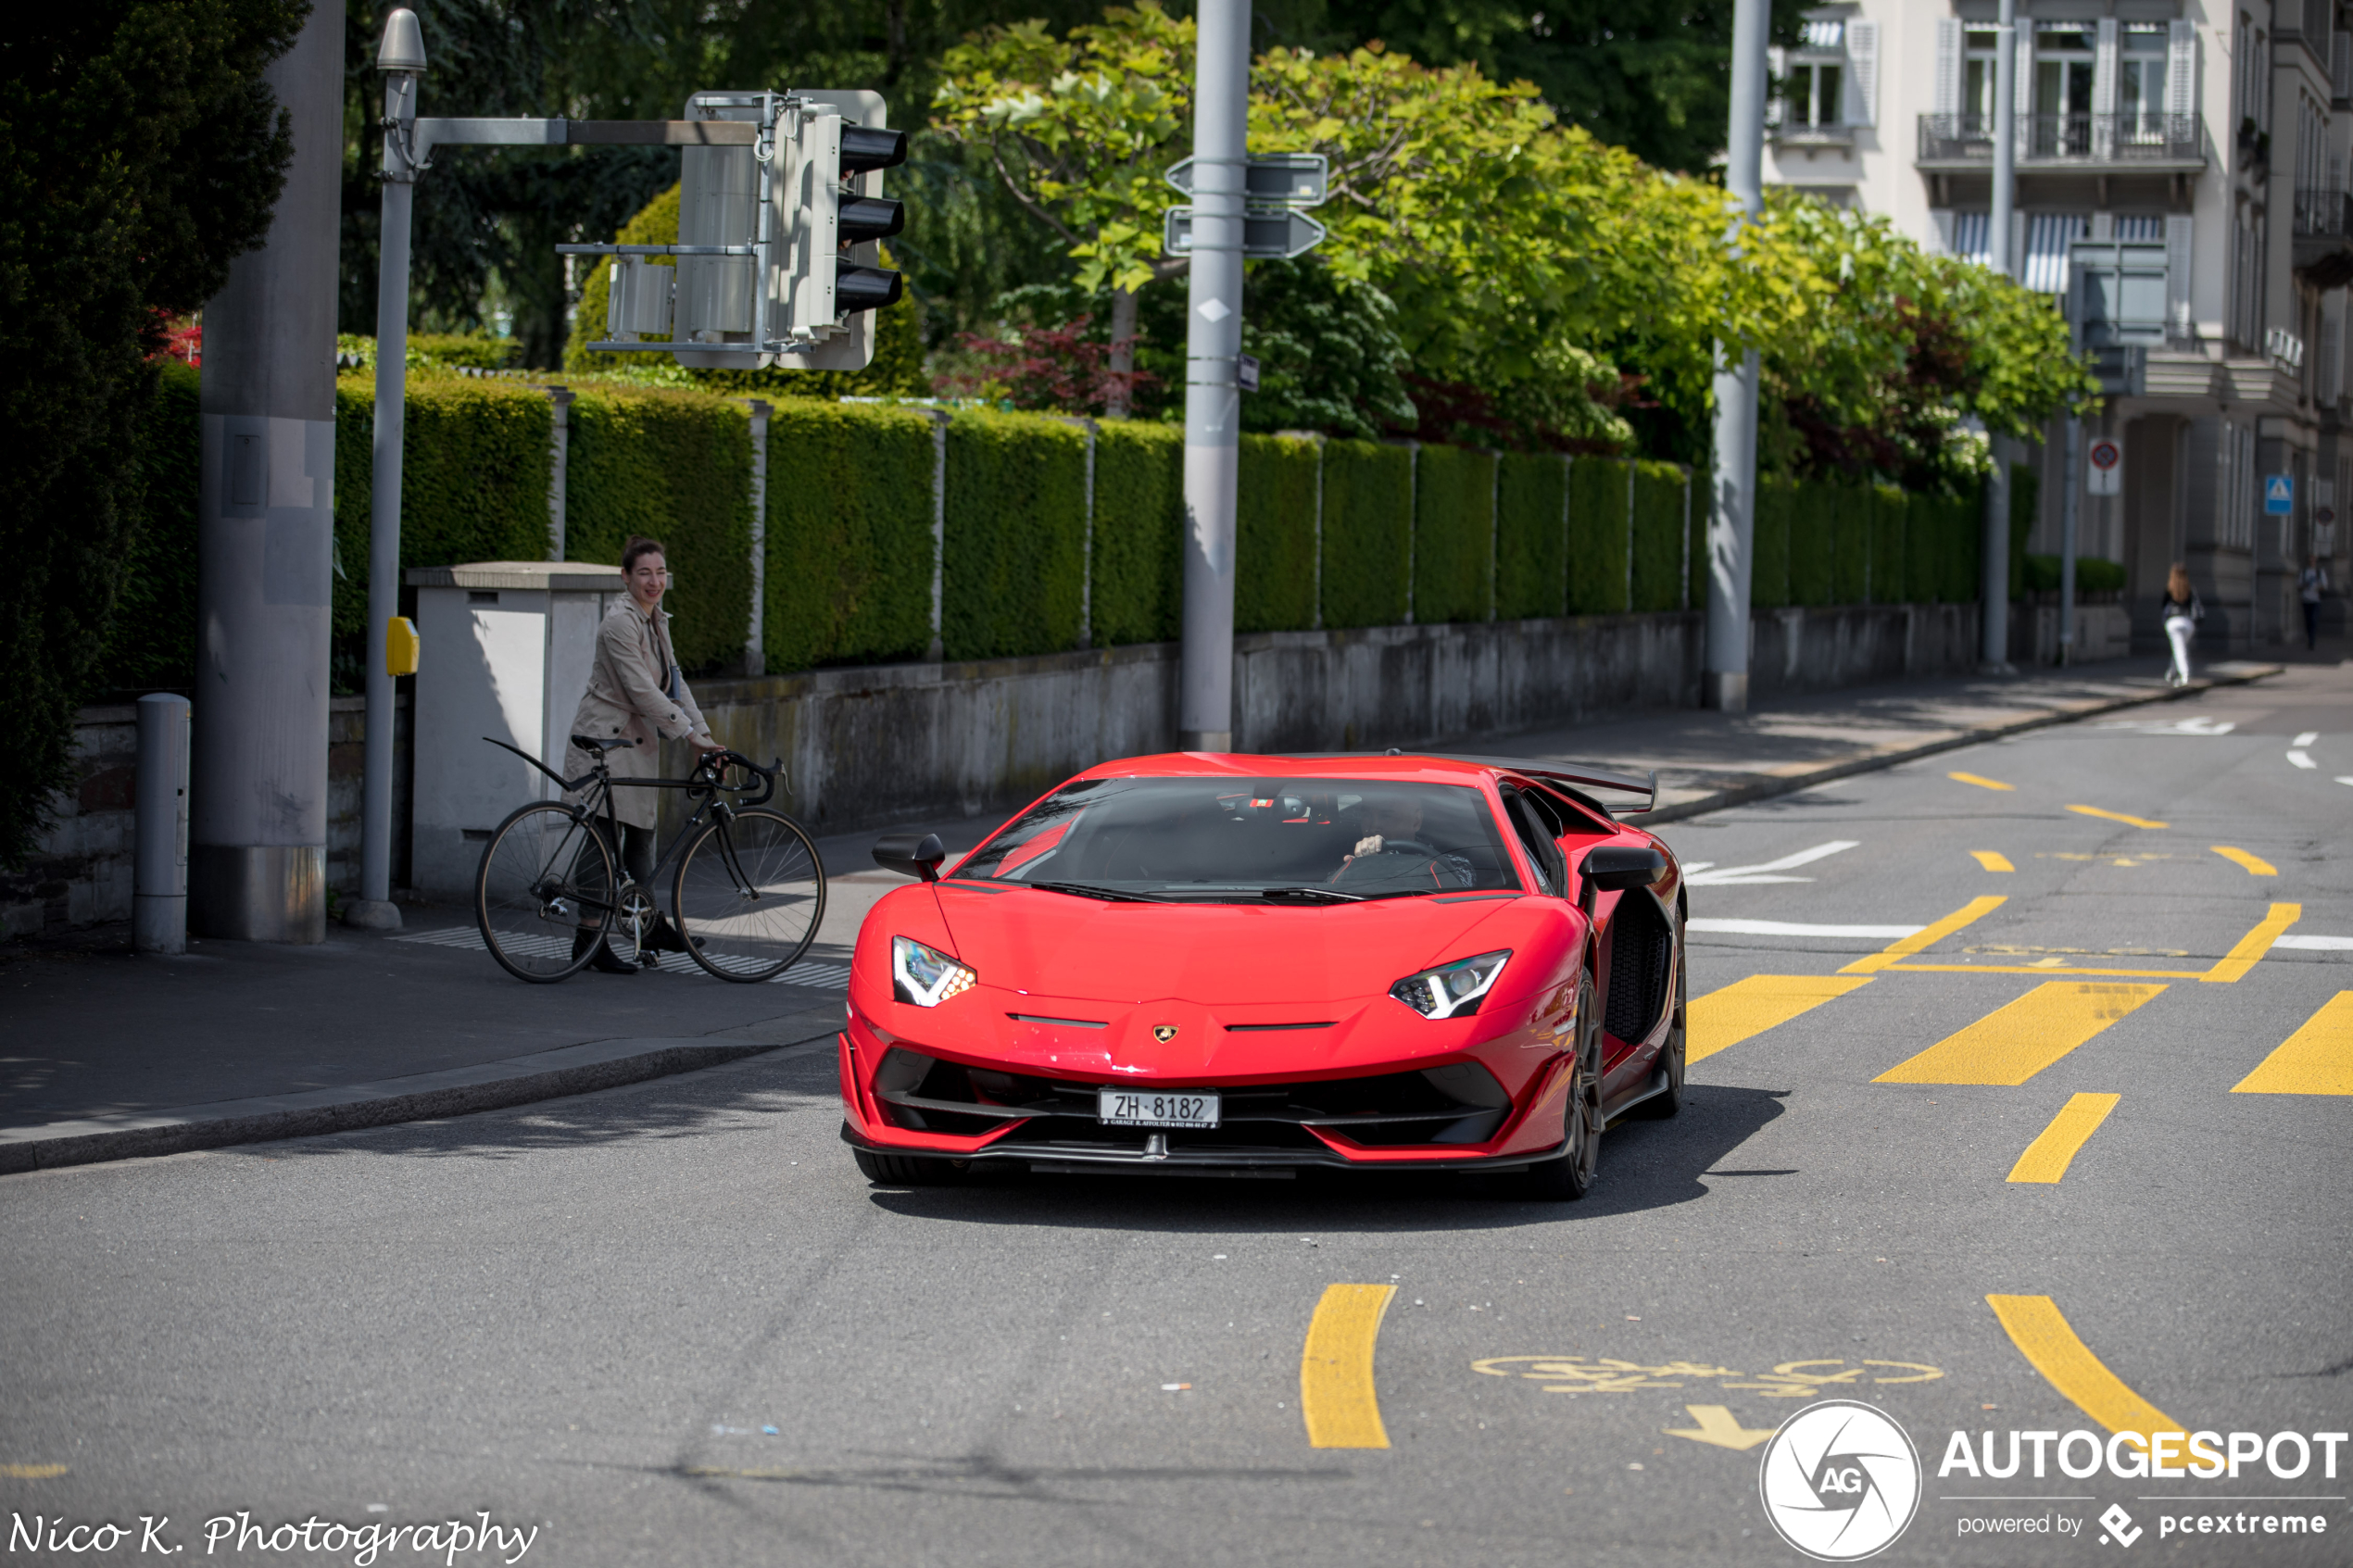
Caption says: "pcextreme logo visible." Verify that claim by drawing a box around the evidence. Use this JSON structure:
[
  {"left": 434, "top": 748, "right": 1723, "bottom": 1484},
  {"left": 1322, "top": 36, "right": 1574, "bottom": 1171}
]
[{"left": 1758, "top": 1399, "right": 1923, "bottom": 1562}]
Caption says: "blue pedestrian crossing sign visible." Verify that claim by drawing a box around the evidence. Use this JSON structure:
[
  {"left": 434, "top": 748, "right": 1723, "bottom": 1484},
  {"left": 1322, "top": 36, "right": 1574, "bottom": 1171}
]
[{"left": 2265, "top": 474, "right": 2295, "bottom": 515}]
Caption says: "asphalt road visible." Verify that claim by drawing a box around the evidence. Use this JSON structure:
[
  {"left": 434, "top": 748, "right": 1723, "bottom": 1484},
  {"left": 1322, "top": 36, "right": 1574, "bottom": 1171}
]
[{"left": 3, "top": 666, "right": 2347, "bottom": 1567}]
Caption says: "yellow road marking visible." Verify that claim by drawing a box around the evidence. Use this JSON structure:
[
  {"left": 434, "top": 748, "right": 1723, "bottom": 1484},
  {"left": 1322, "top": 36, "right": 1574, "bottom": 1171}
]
[
  {"left": 2200, "top": 903, "right": 2300, "bottom": 983},
  {"left": 1302, "top": 1284, "right": 1396, "bottom": 1449},
  {"left": 1875, "top": 983, "right": 2164, "bottom": 1085},
  {"left": 1986, "top": 1295, "right": 2180, "bottom": 1443},
  {"left": 1970, "top": 850, "right": 2015, "bottom": 872},
  {"left": 1950, "top": 771, "right": 2015, "bottom": 791},
  {"left": 0, "top": 1464, "right": 68, "bottom": 1479},
  {"left": 2231, "top": 993, "right": 2353, "bottom": 1095},
  {"left": 1888, "top": 962, "right": 2206, "bottom": 979},
  {"left": 2007, "top": 1093, "right": 2122, "bottom": 1182},
  {"left": 1688, "top": 975, "right": 1873, "bottom": 1063},
  {"left": 2210, "top": 846, "right": 2277, "bottom": 876},
  {"left": 1666, "top": 1405, "right": 1780, "bottom": 1450},
  {"left": 1843, "top": 896, "right": 2007, "bottom": 974},
  {"left": 2067, "top": 805, "right": 2169, "bottom": 829}
]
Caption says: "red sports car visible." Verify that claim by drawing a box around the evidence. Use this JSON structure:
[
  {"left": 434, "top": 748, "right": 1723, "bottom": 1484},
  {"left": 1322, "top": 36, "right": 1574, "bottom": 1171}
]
[{"left": 837, "top": 751, "right": 1686, "bottom": 1198}]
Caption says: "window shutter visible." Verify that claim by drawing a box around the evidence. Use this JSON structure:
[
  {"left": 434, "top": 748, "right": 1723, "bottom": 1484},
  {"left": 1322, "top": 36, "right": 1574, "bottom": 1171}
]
[
  {"left": 1845, "top": 20, "right": 1879, "bottom": 126},
  {"left": 2163, "top": 211, "right": 2191, "bottom": 339},
  {"left": 2094, "top": 19, "right": 2120, "bottom": 116},
  {"left": 1767, "top": 45, "right": 1787, "bottom": 128},
  {"left": 2167, "top": 21, "right": 2197, "bottom": 119},
  {"left": 1934, "top": 18, "right": 1962, "bottom": 116}
]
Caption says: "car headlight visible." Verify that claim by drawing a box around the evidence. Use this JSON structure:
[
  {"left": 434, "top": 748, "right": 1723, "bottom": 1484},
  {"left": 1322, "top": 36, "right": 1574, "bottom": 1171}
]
[
  {"left": 892, "top": 935, "right": 977, "bottom": 1007},
  {"left": 1390, "top": 949, "right": 1511, "bottom": 1020}
]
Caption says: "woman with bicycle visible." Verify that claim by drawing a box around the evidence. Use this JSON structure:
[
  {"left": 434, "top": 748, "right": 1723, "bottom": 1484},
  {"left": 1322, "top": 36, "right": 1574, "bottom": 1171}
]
[{"left": 563, "top": 535, "right": 724, "bottom": 972}]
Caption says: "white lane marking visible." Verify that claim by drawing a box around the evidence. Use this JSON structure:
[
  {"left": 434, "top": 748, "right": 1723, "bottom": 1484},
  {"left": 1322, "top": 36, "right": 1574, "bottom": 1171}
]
[
  {"left": 1688, "top": 919, "right": 1925, "bottom": 939},
  {"left": 390, "top": 926, "right": 850, "bottom": 987},
  {"left": 2275, "top": 935, "right": 2353, "bottom": 951},
  {"left": 2098, "top": 716, "right": 2236, "bottom": 735},
  {"left": 1684, "top": 840, "right": 1859, "bottom": 886},
  {"left": 2338, "top": 777, "right": 2353, "bottom": 789},
  {"left": 1680, "top": 862, "right": 1717, "bottom": 875},
  {"left": 2295, "top": 732, "right": 2320, "bottom": 746},
  {"left": 2287, "top": 750, "right": 2317, "bottom": 769}
]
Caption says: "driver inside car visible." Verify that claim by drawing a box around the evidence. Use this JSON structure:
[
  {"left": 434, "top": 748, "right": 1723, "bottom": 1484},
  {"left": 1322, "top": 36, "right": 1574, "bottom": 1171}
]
[{"left": 1328, "top": 796, "right": 1477, "bottom": 889}]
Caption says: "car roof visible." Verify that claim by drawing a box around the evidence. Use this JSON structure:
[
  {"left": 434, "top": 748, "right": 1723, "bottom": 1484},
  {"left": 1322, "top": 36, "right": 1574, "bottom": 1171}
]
[{"left": 1069, "top": 751, "right": 1655, "bottom": 813}]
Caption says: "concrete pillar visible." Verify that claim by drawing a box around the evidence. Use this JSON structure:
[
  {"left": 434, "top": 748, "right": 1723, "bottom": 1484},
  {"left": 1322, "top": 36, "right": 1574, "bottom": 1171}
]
[{"left": 190, "top": 0, "right": 345, "bottom": 943}]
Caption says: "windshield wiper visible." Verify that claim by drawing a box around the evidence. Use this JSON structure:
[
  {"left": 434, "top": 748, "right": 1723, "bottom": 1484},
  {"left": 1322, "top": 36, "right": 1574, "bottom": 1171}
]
[
  {"left": 1023, "top": 881, "right": 1178, "bottom": 903},
  {"left": 1260, "top": 885, "right": 1364, "bottom": 904}
]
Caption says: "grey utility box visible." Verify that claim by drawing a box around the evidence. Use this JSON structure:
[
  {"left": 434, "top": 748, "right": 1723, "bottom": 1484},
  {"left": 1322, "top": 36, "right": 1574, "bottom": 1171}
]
[{"left": 405, "top": 561, "right": 625, "bottom": 901}]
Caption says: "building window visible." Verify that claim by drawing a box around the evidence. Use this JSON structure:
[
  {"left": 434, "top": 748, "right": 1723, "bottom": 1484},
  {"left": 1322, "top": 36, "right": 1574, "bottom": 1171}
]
[
  {"left": 1965, "top": 27, "right": 2001, "bottom": 128},
  {"left": 2034, "top": 22, "right": 2096, "bottom": 157},
  {"left": 2120, "top": 23, "right": 2171, "bottom": 141},
  {"left": 1791, "top": 60, "right": 1843, "bottom": 127}
]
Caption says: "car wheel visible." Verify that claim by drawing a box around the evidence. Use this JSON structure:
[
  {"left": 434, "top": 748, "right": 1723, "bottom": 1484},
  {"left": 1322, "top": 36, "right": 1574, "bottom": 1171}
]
[
  {"left": 852, "top": 1148, "right": 968, "bottom": 1185},
  {"left": 1525, "top": 972, "right": 1603, "bottom": 1200},
  {"left": 1632, "top": 913, "right": 1687, "bottom": 1120}
]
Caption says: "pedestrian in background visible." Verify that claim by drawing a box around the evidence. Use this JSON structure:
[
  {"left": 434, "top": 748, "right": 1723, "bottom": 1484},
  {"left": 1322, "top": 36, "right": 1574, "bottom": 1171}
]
[
  {"left": 563, "top": 535, "right": 724, "bottom": 972},
  {"left": 2160, "top": 562, "right": 2203, "bottom": 687},
  {"left": 2300, "top": 553, "right": 2331, "bottom": 650}
]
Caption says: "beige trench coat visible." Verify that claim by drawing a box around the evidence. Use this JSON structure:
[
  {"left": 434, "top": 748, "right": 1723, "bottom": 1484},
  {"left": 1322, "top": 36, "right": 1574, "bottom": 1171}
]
[{"left": 562, "top": 600, "right": 712, "bottom": 830}]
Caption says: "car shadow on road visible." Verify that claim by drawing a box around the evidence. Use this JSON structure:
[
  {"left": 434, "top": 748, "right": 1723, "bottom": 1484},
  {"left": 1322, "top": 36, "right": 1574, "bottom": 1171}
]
[{"left": 861, "top": 1085, "right": 1791, "bottom": 1234}]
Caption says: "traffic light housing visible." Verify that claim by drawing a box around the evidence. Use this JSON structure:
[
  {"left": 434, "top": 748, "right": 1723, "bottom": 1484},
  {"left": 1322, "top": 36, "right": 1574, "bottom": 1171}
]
[{"left": 778, "top": 93, "right": 908, "bottom": 370}]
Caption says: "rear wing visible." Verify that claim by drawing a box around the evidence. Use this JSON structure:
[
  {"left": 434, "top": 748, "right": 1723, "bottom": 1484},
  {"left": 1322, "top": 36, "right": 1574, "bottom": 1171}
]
[{"left": 1287, "top": 752, "right": 1658, "bottom": 817}]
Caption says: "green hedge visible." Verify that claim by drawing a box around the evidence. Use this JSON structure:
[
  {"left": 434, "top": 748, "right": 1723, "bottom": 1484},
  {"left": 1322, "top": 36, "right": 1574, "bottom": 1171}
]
[
  {"left": 1788, "top": 479, "right": 1836, "bottom": 607},
  {"left": 1412, "top": 444, "right": 1495, "bottom": 624},
  {"left": 1752, "top": 475, "right": 1792, "bottom": 608},
  {"left": 1320, "top": 440, "right": 1412, "bottom": 629},
  {"left": 1495, "top": 452, "right": 1567, "bottom": 619},
  {"left": 1869, "top": 485, "right": 1906, "bottom": 605},
  {"left": 1630, "top": 460, "right": 1687, "bottom": 613},
  {"left": 1905, "top": 488, "right": 1982, "bottom": 604},
  {"left": 563, "top": 383, "right": 753, "bottom": 674},
  {"left": 2023, "top": 553, "right": 2127, "bottom": 594},
  {"left": 2007, "top": 461, "right": 2039, "bottom": 601},
  {"left": 941, "top": 409, "right": 1089, "bottom": 659},
  {"left": 1567, "top": 457, "right": 1629, "bottom": 614},
  {"left": 1829, "top": 483, "right": 1870, "bottom": 605},
  {"left": 763, "top": 401, "right": 937, "bottom": 672},
  {"left": 1237, "top": 433, "right": 1322, "bottom": 633},
  {"left": 1091, "top": 420, "right": 1185, "bottom": 646},
  {"left": 332, "top": 371, "right": 556, "bottom": 660}
]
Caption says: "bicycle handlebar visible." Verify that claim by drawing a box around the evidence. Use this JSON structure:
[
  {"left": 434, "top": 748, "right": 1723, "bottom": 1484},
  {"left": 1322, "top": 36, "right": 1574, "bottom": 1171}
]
[{"left": 695, "top": 748, "right": 783, "bottom": 808}]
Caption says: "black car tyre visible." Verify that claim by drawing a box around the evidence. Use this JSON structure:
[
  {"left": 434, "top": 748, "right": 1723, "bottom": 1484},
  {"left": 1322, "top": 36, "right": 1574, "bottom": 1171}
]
[
  {"left": 1632, "top": 907, "right": 1687, "bottom": 1120},
  {"left": 852, "top": 1148, "right": 968, "bottom": 1185},
  {"left": 1525, "top": 972, "right": 1603, "bottom": 1200}
]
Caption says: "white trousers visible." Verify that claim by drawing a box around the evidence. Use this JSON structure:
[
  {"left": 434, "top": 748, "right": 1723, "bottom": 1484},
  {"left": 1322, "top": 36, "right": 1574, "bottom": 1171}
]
[{"left": 2164, "top": 615, "right": 2195, "bottom": 683}]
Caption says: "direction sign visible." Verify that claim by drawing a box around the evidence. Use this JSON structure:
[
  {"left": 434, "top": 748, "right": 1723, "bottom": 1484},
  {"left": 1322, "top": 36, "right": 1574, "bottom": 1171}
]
[
  {"left": 1164, "top": 207, "right": 1327, "bottom": 260},
  {"left": 1164, "top": 152, "right": 1327, "bottom": 207},
  {"left": 2086, "top": 437, "right": 2122, "bottom": 495},
  {"left": 2265, "top": 474, "right": 2295, "bottom": 516}
]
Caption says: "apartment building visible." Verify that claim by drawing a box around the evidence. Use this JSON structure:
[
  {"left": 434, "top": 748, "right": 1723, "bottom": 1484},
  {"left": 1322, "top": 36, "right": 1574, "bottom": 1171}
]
[{"left": 1763, "top": 1, "right": 2350, "bottom": 651}]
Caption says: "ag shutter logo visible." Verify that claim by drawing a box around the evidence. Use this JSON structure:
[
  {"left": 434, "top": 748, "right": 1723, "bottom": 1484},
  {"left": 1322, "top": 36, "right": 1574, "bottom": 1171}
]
[
  {"left": 2099, "top": 1503, "right": 2144, "bottom": 1547},
  {"left": 1758, "top": 1399, "right": 1923, "bottom": 1561}
]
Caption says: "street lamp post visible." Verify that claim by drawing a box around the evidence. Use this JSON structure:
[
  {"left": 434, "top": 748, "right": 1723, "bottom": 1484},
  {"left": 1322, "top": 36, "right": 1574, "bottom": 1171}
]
[
  {"left": 1704, "top": 0, "right": 1769, "bottom": 714},
  {"left": 347, "top": 8, "right": 428, "bottom": 933},
  {"left": 1981, "top": 0, "right": 2019, "bottom": 674}
]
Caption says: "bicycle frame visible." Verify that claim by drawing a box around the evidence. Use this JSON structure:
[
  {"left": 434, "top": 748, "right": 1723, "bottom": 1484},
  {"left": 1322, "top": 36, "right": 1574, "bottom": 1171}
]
[{"left": 481, "top": 736, "right": 782, "bottom": 936}]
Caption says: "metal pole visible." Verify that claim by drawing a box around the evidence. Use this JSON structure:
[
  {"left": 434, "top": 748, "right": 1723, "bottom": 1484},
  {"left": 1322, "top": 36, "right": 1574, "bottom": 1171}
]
[
  {"left": 2058, "top": 416, "right": 2081, "bottom": 665},
  {"left": 351, "top": 16, "right": 427, "bottom": 931},
  {"left": 188, "top": 0, "right": 345, "bottom": 944},
  {"left": 1177, "top": 0, "right": 1250, "bottom": 752},
  {"left": 1982, "top": 0, "right": 2019, "bottom": 673},
  {"left": 1704, "top": 0, "right": 1768, "bottom": 713}
]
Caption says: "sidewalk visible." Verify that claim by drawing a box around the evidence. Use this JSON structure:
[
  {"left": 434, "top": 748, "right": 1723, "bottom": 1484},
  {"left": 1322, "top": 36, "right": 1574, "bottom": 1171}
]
[{"left": 0, "top": 653, "right": 2282, "bottom": 1173}]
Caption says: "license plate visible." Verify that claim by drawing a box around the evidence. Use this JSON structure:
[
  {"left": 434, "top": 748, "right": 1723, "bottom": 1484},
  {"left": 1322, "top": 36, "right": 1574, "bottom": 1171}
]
[{"left": 1097, "top": 1088, "right": 1221, "bottom": 1129}]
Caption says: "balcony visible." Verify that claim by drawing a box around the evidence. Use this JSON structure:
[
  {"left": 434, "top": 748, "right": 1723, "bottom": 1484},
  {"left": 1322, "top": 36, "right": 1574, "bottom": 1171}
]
[
  {"left": 2292, "top": 189, "right": 2353, "bottom": 289},
  {"left": 1916, "top": 113, "right": 2207, "bottom": 170}
]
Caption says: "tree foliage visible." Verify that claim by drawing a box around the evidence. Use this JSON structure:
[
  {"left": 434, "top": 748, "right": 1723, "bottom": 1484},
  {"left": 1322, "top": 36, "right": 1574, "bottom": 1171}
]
[{"left": 0, "top": 0, "right": 304, "bottom": 867}]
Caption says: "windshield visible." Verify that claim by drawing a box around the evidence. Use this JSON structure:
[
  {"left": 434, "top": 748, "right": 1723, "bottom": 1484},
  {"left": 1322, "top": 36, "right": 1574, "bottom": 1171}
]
[{"left": 950, "top": 778, "right": 1521, "bottom": 900}]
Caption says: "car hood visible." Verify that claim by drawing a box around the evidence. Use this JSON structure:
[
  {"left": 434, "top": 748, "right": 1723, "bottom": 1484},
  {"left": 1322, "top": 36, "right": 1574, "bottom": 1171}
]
[{"left": 932, "top": 884, "right": 1521, "bottom": 1007}]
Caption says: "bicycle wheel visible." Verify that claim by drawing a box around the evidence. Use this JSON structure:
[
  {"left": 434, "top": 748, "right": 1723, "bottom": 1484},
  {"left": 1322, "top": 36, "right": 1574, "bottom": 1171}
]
[
  {"left": 672, "top": 807, "right": 825, "bottom": 983},
  {"left": 475, "top": 802, "right": 616, "bottom": 983}
]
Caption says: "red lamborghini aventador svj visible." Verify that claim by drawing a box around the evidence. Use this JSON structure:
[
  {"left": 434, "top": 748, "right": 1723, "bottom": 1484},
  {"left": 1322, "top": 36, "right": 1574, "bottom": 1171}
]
[{"left": 837, "top": 751, "right": 1685, "bottom": 1198}]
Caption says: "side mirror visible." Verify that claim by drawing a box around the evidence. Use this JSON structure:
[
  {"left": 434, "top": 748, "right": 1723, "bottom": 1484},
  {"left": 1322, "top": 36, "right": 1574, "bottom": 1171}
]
[
  {"left": 1579, "top": 844, "right": 1667, "bottom": 916},
  {"left": 873, "top": 831, "right": 947, "bottom": 882}
]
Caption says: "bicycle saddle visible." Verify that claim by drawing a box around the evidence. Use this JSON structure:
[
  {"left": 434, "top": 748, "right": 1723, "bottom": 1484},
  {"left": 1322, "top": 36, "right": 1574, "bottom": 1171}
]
[{"left": 571, "top": 734, "right": 638, "bottom": 752}]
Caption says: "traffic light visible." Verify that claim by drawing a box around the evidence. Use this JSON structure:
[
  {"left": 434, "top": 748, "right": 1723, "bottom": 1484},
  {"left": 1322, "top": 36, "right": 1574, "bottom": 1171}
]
[{"left": 778, "top": 93, "right": 908, "bottom": 369}]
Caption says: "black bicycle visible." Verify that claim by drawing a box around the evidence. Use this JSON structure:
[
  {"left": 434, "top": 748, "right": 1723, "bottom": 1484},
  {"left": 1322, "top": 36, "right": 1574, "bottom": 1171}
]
[{"left": 472, "top": 734, "right": 825, "bottom": 985}]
